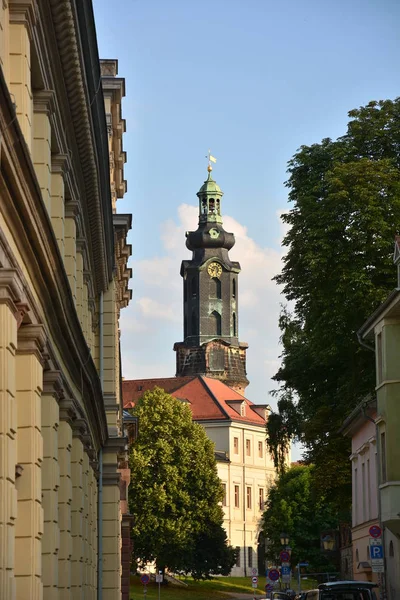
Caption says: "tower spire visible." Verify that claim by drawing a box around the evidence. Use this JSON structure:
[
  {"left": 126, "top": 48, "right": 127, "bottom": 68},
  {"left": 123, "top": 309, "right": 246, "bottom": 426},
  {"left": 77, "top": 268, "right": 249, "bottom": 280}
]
[{"left": 173, "top": 167, "right": 249, "bottom": 394}]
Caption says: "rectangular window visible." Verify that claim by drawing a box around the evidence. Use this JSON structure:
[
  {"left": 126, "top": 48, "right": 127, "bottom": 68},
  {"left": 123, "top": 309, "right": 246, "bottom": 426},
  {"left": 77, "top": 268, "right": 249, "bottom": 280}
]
[
  {"left": 222, "top": 483, "right": 227, "bottom": 507},
  {"left": 247, "top": 546, "right": 253, "bottom": 568},
  {"left": 234, "top": 485, "right": 240, "bottom": 508},
  {"left": 381, "top": 432, "right": 387, "bottom": 483},
  {"left": 235, "top": 547, "right": 241, "bottom": 567},
  {"left": 233, "top": 437, "right": 239, "bottom": 454},
  {"left": 246, "top": 486, "right": 252, "bottom": 509},
  {"left": 258, "top": 440, "right": 263, "bottom": 458},
  {"left": 259, "top": 488, "right": 264, "bottom": 510},
  {"left": 246, "top": 439, "right": 251, "bottom": 456}
]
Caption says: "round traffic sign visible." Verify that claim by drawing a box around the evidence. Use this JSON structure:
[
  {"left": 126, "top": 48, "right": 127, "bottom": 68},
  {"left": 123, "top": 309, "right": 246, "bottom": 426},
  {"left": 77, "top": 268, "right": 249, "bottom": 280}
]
[
  {"left": 280, "top": 550, "right": 290, "bottom": 563},
  {"left": 266, "top": 584, "right": 274, "bottom": 592},
  {"left": 268, "top": 568, "right": 280, "bottom": 582},
  {"left": 140, "top": 574, "right": 150, "bottom": 585},
  {"left": 369, "top": 525, "right": 382, "bottom": 538},
  {"left": 252, "top": 576, "right": 258, "bottom": 584}
]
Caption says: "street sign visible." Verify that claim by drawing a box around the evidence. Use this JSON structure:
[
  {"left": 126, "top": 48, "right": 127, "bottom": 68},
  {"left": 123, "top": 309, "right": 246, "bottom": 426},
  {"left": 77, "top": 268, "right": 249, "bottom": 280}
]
[
  {"left": 268, "top": 569, "right": 280, "bottom": 582},
  {"left": 266, "top": 583, "right": 274, "bottom": 592},
  {"left": 140, "top": 574, "right": 150, "bottom": 585},
  {"left": 281, "top": 565, "right": 291, "bottom": 583},
  {"left": 155, "top": 574, "right": 163, "bottom": 583},
  {"left": 251, "top": 576, "right": 258, "bottom": 585},
  {"left": 369, "top": 538, "right": 384, "bottom": 573},
  {"left": 369, "top": 525, "right": 382, "bottom": 538},
  {"left": 298, "top": 562, "right": 309, "bottom": 567},
  {"left": 252, "top": 582, "right": 258, "bottom": 589},
  {"left": 251, "top": 567, "right": 258, "bottom": 576},
  {"left": 280, "top": 550, "right": 290, "bottom": 563}
]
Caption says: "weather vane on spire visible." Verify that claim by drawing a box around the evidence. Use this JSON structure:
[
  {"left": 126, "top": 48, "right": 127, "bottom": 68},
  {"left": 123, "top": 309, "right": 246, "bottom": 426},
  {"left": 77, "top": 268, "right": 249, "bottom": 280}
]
[{"left": 206, "top": 149, "right": 217, "bottom": 172}]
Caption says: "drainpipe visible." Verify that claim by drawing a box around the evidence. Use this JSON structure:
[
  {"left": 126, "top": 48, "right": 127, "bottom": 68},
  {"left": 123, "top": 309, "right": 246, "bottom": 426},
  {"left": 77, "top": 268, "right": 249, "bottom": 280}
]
[{"left": 97, "top": 291, "right": 104, "bottom": 600}]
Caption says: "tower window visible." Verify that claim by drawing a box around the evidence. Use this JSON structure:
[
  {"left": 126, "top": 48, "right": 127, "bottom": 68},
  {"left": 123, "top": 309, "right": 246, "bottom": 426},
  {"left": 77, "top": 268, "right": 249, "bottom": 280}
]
[
  {"left": 216, "top": 199, "right": 220, "bottom": 214},
  {"left": 211, "top": 310, "right": 221, "bottom": 336},
  {"left": 232, "top": 279, "right": 236, "bottom": 298},
  {"left": 209, "top": 198, "right": 215, "bottom": 213},
  {"left": 202, "top": 198, "right": 207, "bottom": 214},
  {"left": 191, "top": 310, "right": 197, "bottom": 336},
  {"left": 210, "top": 277, "right": 221, "bottom": 299},
  {"left": 233, "top": 312, "right": 237, "bottom": 336}
]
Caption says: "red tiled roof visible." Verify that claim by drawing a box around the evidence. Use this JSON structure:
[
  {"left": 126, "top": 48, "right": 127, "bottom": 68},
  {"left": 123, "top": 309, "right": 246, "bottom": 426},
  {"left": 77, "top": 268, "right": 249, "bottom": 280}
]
[{"left": 122, "top": 375, "right": 266, "bottom": 426}]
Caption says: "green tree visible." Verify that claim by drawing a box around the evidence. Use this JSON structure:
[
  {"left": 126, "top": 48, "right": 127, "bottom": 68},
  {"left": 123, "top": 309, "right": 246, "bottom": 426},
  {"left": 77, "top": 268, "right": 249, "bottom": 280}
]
[
  {"left": 267, "top": 99, "right": 400, "bottom": 507},
  {"left": 261, "top": 465, "right": 339, "bottom": 570},
  {"left": 128, "top": 387, "right": 236, "bottom": 578}
]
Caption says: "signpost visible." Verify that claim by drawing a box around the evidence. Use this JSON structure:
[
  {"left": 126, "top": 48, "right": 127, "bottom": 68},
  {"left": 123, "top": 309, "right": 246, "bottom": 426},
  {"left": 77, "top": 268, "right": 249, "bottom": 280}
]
[
  {"left": 369, "top": 538, "right": 384, "bottom": 573},
  {"left": 281, "top": 565, "right": 291, "bottom": 584},
  {"left": 296, "top": 562, "right": 309, "bottom": 594},
  {"left": 140, "top": 574, "right": 150, "bottom": 599},
  {"left": 156, "top": 571, "right": 163, "bottom": 600}
]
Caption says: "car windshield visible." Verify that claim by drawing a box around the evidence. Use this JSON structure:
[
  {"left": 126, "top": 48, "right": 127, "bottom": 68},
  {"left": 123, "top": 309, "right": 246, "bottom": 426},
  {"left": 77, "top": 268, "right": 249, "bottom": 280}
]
[{"left": 321, "top": 592, "right": 372, "bottom": 600}]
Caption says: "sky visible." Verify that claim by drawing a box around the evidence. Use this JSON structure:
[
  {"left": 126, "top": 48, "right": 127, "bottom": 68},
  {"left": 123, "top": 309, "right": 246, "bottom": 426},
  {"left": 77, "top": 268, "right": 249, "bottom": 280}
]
[{"left": 93, "top": 0, "right": 400, "bottom": 453}]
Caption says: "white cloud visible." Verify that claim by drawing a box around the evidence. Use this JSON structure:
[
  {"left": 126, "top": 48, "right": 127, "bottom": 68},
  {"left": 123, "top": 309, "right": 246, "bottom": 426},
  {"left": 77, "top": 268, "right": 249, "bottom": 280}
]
[{"left": 120, "top": 204, "right": 287, "bottom": 408}]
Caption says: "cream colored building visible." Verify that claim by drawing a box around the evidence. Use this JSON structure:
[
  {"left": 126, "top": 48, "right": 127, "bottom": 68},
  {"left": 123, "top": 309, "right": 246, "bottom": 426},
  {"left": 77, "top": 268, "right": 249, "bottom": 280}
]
[
  {"left": 123, "top": 376, "right": 278, "bottom": 577},
  {"left": 0, "top": 2, "right": 131, "bottom": 599}
]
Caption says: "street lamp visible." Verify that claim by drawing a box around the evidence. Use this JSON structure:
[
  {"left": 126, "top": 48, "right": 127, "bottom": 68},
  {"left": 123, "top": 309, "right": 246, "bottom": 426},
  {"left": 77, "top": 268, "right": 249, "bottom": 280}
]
[
  {"left": 280, "top": 532, "right": 290, "bottom": 546},
  {"left": 322, "top": 534, "right": 335, "bottom": 552}
]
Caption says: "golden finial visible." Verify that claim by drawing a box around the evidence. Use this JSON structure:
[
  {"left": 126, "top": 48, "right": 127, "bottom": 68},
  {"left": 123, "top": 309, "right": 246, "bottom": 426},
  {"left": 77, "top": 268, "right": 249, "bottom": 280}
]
[
  {"left": 207, "top": 164, "right": 213, "bottom": 172},
  {"left": 206, "top": 149, "right": 217, "bottom": 173}
]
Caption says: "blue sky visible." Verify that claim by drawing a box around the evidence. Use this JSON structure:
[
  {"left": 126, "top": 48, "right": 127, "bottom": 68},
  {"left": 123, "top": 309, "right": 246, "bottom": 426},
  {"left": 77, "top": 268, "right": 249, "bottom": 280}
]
[{"left": 93, "top": 0, "right": 400, "bottom": 426}]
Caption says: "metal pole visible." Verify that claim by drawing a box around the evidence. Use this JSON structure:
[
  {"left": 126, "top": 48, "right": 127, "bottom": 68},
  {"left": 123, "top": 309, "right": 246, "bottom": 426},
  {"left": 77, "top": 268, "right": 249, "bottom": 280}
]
[{"left": 297, "top": 564, "right": 301, "bottom": 595}]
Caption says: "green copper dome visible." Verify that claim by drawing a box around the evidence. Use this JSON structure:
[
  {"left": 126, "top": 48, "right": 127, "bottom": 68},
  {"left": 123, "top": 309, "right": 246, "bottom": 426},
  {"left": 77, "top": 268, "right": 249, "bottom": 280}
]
[{"left": 197, "top": 171, "right": 223, "bottom": 196}]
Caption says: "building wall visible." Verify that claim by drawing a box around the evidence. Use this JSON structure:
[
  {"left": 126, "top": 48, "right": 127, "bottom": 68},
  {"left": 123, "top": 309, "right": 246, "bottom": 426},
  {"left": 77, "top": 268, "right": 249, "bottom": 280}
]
[
  {"left": 203, "top": 420, "right": 276, "bottom": 576},
  {"left": 0, "top": 2, "right": 130, "bottom": 599}
]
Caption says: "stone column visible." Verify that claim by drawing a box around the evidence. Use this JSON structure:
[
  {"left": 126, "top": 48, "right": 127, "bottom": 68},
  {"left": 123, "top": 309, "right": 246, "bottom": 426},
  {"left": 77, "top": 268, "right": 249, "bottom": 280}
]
[
  {"left": 15, "top": 324, "right": 46, "bottom": 600},
  {"left": 70, "top": 421, "right": 86, "bottom": 599},
  {"left": 42, "top": 371, "right": 63, "bottom": 600},
  {"left": 9, "top": 0, "right": 36, "bottom": 152},
  {"left": 0, "top": 1, "right": 10, "bottom": 84},
  {"left": 51, "top": 155, "right": 69, "bottom": 260},
  {"left": 58, "top": 400, "right": 75, "bottom": 600},
  {"left": 64, "top": 202, "right": 79, "bottom": 303},
  {"left": 0, "top": 269, "right": 24, "bottom": 600},
  {"left": 81, "top": 450, "right": 90, "bottom": 600},
  {"left": 102, "top": 444, "right": 123, "bottom": 600},
  {"left": 33, "top": 91, "right": 54, "bottom": 215}
]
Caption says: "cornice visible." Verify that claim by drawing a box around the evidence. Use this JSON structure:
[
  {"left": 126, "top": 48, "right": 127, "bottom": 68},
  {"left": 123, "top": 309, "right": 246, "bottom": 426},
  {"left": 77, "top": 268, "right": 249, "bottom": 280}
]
[
  {"left": 17, "top": 323, "right": 47, "bottom": 362},
  {"left": 33, "top": 89, "right": 56, "bottom": 116},
  {"left": 42, "top": 369, "right": 64, "bottom": 400},
  {"left": 51, "top": 153, "right": 71, "bottom": 177},
  {"left": 9, "top": 0, "right": 37, "bottom": 39},
  {"left": 0, "top": 69, "right": 107, "bottom": 449}
]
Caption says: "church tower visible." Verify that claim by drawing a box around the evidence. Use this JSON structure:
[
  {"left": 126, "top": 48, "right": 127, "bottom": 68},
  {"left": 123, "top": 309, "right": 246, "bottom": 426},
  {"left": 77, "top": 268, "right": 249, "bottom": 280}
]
[{"left": 174, "top": 165, "right": 249, "bottom": 393}]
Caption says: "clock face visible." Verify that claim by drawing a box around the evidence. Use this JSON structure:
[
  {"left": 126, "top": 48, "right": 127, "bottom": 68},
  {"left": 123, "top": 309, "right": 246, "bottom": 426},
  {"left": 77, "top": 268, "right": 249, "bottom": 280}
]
[
  {"left": 209, "top": 228, "right": 220, "bottom": 239},
  {"left": 207, "top": 262, "right": 222, "bottom": 278}
]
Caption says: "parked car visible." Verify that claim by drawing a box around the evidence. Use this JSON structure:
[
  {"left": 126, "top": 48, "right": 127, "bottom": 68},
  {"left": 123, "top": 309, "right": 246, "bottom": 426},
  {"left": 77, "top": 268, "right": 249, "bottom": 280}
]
[{"left": 302, "top": 581, "right": 378, "bottom": 600}]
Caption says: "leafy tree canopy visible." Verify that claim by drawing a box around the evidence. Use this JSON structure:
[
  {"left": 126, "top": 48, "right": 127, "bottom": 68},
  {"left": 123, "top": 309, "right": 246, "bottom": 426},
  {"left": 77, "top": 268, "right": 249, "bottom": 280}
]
[
  {"left": 261, "top": 465, "right": 339, "bottom": 571},
  {"left": 128, "top": 387, "right": 236, "bottom": 578},
  {"left": 267, "top": 99, "right": 400, "bottom": 507}
]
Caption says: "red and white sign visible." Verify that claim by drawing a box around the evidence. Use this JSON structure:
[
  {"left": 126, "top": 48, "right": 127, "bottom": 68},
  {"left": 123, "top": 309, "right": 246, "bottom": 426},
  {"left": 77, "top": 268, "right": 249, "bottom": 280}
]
[
  {"left": 280, "top": 550, "right": 290, "bottom": 563},
  {"left": 140, "top": 574, "right": 150, "bottom": 585},
  {"left": 369, "top": 525, "right": 382, "bottom": 538}
]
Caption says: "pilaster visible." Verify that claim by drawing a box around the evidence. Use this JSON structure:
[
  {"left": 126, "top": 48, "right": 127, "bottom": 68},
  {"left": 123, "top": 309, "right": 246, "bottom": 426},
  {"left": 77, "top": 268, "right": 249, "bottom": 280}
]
[
  {"left": 64, "top": 202, "right": 78, "bottom": 303},
  {"left": 9, "top": 0, "right": 36, "bottom": 152},
  {"left": 33, "top": 90, "right": 55, "bottom": 215},
  {"left": 51, "top": 154, "right": 69, "bottom": 260},
  {"left": 0, "top": 1, "right": 10, "bottom": 84},
  {"left": 15, "top": 323, "right": 46, "bottom": 600},
  {"left": 70, "top": 421, "right": 85, "bottom": 598},
  {"left": 76, "top": 245, "right": 84, "bottom": 329},
  {"left": 58, "top": 399, "right": 74, "bottom": 600},
  {"left": 41, "top": 370, "right": 63, "bottom": 600},
  {"left": 0, "top": 269, "right": 22, "bottom": 600}
]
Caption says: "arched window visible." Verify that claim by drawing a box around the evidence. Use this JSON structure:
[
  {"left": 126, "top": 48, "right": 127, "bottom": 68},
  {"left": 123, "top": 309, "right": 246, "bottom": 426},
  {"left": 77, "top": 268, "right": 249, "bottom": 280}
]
[
  {"left": 210, "top": 311, "right": 221, "bottom": 336},
  {"left": 209, "top": 198, "right": 215, "bottom": 213},
  {"left": 233, "top": 312, "right": 237, "bottom": 336},
  {"left": 191, "top": 277, "right": 197, "bottom": 296},
  {"left": 191, "top": 310, "right": 197, "bottom": 336},
  {"left": 210, "top": 277, "right": 221, "bottom": 299},
  {"left": 389, "top": 540, "right": 394, "bottom": 557},
  {"left": 216, "top": 199, "right": 220, "bottom": 214},
  {"left": 232, "top": 278, "right": 236, "bottom": 298},
  {"left": 202, "top": 198, "right": 207, "bottom": 214}
]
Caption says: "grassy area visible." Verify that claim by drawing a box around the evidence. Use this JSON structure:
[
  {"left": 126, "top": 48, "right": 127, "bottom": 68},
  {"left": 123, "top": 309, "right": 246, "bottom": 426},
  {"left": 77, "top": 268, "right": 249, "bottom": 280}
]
[{"left": 130, "top": 575, "right": 319, "bottom": 600}]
